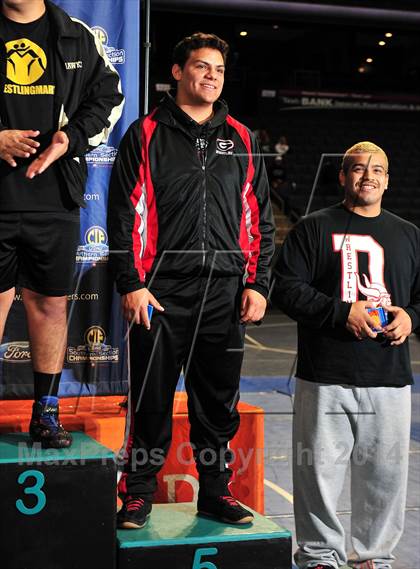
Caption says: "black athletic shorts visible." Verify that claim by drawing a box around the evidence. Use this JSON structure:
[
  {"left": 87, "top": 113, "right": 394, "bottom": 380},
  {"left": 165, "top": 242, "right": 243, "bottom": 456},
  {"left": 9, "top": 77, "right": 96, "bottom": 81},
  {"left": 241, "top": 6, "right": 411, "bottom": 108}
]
[{"left": 0, "top": 211, "right": 80, "bottom": 296}]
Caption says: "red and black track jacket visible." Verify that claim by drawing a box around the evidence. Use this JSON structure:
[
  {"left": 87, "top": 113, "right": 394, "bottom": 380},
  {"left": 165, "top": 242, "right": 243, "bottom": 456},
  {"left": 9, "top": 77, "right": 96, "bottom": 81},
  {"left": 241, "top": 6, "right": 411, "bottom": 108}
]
[{"left": 108, "top": 94, "right": 275, "bottom": 297}]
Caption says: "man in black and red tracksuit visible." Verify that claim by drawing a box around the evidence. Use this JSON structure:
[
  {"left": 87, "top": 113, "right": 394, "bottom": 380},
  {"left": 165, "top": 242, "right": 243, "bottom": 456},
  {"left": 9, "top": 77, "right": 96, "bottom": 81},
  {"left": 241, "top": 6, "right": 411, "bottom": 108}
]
[{"left": 108, "top": 32, "right": 275, "bottom": 529}]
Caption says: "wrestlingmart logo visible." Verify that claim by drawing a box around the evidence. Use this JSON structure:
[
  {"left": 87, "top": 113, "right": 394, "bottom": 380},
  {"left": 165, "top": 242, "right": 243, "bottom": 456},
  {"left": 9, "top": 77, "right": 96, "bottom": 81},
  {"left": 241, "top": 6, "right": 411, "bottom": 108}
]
[
  {"left": 4, "top": 38, "right": 55, "bottom": 96},
  {"left": 6, "top": 38, "right": 46, "bottom": 85}
]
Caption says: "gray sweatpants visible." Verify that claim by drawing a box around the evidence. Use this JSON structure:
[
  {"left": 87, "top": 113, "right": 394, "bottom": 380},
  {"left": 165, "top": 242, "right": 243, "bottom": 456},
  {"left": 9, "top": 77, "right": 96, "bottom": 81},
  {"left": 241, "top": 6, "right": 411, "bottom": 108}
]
[{"left": 293, "top": 378, "right": 411, "bottom": 569}]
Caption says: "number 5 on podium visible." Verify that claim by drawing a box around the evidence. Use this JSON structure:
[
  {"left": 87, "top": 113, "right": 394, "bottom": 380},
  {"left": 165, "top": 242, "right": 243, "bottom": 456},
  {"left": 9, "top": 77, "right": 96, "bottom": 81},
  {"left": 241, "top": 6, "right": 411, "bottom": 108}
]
[{"left": 192, "top": 547, "right": 218, "bottom": 569}]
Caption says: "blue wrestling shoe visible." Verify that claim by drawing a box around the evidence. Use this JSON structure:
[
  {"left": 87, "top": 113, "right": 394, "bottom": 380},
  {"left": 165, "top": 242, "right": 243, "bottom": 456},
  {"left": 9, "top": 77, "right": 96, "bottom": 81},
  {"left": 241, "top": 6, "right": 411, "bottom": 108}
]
[{"left": 29, "top": 395, "right": 72, "bottom": 449}]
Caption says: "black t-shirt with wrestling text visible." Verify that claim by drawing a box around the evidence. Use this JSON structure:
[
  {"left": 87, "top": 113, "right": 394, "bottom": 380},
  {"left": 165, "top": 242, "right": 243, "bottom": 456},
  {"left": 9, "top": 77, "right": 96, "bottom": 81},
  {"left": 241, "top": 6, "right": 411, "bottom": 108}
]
[
  {"left": 275, "top": 203, "right": 420, "bottom": 387},
  {"left": 0, "top": 10, "right": 73, "bottom": 211}
]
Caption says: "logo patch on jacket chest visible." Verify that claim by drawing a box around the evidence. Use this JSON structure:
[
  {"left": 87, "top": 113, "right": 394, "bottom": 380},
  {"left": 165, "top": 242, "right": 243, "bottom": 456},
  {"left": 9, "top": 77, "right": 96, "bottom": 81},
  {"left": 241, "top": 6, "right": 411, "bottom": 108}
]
[{"left": 216, "top": 138, "right": 234, "bottom": 155}]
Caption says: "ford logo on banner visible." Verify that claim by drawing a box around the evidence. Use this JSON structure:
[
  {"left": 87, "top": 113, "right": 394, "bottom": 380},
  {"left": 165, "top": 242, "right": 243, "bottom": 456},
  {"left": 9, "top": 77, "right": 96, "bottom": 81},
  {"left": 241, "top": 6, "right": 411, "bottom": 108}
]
[{"left": 0, "top": 342, "right": 32, "bottom": 364}]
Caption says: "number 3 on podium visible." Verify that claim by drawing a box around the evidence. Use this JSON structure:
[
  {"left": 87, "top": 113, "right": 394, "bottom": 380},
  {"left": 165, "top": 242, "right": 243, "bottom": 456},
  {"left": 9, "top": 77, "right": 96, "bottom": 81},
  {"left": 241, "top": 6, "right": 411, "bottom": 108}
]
[
  {"left": 16, "top": 470, "right": 47, "bottom": 515},
  {"left": 192, "top": 547, "right": 218, "bottom": 569}
]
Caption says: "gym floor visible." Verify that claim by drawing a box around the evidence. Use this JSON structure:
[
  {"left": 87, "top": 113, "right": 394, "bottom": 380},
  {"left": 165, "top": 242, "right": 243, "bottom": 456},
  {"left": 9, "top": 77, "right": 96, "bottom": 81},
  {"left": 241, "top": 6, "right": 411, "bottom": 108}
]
[{"left": 241, "top": 308, "right": 420, "bottom": 569}]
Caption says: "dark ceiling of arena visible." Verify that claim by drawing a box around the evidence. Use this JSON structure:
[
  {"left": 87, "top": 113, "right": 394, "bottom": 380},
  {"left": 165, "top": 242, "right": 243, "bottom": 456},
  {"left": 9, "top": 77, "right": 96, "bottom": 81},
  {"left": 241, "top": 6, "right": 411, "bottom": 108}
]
[{"left": 148, "top": 0, "right": 420, "bottom": 115}]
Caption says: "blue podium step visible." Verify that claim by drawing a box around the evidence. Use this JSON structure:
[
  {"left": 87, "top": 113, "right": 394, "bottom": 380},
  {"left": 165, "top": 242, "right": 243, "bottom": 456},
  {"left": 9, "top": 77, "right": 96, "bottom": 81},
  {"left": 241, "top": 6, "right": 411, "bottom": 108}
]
[
  {"left": 0, "top": 432, "right": 116, "bottom": 569},
  {"left": 117, "top": 502, "right": 292, "bottom": 569}
]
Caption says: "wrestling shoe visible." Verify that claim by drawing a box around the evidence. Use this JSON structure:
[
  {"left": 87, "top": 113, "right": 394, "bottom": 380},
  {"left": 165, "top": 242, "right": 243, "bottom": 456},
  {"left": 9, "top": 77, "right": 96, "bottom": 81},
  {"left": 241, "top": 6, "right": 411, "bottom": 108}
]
[
  {"left": 29, "top": 396, "right": 72, "bottom": 449},
  {"left": 117, "top": 495, "right": 152, "bottom": 529},
  {"left": 197, "top": 493, "right": 254, "bottom": 524}
]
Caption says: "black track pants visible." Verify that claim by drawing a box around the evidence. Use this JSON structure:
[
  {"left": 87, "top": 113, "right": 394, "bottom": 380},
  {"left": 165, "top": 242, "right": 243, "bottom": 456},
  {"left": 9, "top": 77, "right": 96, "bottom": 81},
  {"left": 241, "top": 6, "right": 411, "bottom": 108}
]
[{"left": 123, "top": 276, "right": 245, "bottom": 497}]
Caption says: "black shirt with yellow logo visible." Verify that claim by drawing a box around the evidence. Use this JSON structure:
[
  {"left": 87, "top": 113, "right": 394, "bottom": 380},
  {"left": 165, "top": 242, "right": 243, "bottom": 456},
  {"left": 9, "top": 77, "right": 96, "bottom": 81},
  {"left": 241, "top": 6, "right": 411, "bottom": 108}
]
[{"left": 0, "top": 11, "right": 74, "bottom": 211}]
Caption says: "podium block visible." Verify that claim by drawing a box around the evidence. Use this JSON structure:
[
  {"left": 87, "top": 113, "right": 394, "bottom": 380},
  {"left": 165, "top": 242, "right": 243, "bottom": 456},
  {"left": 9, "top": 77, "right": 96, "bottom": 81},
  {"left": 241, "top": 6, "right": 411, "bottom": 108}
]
[
  {"left": 0, "top": 432, "right": 116, "bottom": 569},
  {"left": 154, "top": 397, "right": 265, "bottom": 513},
  {"left": 118, "top": 393, "right": 265, "bottom": 513},
  {"left": 117, "top": 503, "right": 291, "bottom": 569},
  {"left": 0, "top": 395, "right": 265, "bottom": 513}
]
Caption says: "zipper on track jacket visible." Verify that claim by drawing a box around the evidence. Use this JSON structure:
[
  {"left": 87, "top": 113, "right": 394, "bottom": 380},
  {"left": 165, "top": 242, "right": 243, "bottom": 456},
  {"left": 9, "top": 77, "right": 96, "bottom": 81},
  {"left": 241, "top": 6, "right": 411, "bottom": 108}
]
[{"left": 196, "top": 123, "right": 209, "bottom": 269}]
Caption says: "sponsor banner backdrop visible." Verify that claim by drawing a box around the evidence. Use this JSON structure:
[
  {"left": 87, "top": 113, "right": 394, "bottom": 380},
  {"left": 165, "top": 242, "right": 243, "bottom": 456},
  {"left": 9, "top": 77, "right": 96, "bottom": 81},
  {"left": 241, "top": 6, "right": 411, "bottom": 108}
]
[
  {"left": 259, "top": 89, "right": 420, "bottom": 113},
  {"left": 275, "top": 89, "right": 420, "bottom": 111},
  {"left": 0, "top": 0, "right": 139, "bottom": 398}
]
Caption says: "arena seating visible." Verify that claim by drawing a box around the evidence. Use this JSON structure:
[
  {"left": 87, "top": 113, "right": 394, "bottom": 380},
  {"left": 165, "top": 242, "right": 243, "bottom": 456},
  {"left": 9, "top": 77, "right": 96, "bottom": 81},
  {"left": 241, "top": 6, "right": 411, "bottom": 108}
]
[{"left": 253, "top": 109, "right": 420, "bottom": 227}]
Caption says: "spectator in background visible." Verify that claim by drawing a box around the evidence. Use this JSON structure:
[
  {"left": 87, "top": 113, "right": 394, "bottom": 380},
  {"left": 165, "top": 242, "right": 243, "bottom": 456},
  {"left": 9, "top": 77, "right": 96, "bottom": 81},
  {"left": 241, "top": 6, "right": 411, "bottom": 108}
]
[
  {"left": 270, "top": 135, "right": 294, "bottom": 214},
  {"left": 254, "top": 127, "right": 272, "bottom": 167},
  {"left": 274, "top": 135, "right": 289, "bottom": 161},
  {"left": 257, "top": 128, "right": 272, "bottom": 154},
  {"left": 270, "top": 156, "right": 287, "bottom": 191}
]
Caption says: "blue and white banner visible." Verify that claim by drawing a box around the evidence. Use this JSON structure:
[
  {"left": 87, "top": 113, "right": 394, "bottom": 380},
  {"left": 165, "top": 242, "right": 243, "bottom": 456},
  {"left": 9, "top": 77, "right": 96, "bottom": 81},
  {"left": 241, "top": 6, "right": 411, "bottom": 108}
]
[{"left": 0, "top": 0, "right": 139, "bottom": 398}]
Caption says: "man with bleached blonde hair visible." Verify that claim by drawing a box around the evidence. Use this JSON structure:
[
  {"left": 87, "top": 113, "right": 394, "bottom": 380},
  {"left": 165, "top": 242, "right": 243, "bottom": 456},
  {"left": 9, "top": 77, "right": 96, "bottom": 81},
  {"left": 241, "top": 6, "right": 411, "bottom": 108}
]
[
  {"left": 341, "top": 141, "right": 388, "bottom": 174},
  {"left": 274, "top": 141, "right": 420, "bottom": 569}
]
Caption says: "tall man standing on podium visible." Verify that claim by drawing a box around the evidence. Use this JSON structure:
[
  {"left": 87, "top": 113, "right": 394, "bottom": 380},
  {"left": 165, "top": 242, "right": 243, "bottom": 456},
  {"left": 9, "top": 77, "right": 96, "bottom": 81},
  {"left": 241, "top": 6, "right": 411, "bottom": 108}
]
[
  {"left": 275, "top": 141, "right": 420, "bottom": 569},
  {"left": 108, "top": 33, "right": 275, "bottom": 529},
  {"left": 0, "top": 0, "right": 124, "bottom": 447}
]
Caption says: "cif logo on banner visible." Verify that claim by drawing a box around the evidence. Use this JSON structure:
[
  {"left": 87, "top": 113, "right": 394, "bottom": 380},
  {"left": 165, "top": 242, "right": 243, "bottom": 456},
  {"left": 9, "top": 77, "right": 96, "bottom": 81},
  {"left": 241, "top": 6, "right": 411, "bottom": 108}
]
[
  {"left": 85, "top": 326, "right": 105, "bottom": 345},
  {"left": 76, "top": 225, "right": 108, "bottom": 264},
  {"left": 86, "top": 143, "right": 118, "bottom": 167},
  {"left": 0, "top": 341, "right": 31, "bottom": 363},
  {"left": 91, "top": 26, "right": 125, "bottom": 65},
  {"left": 67, "top": 326, "right": 119, "bottom": 364}
]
